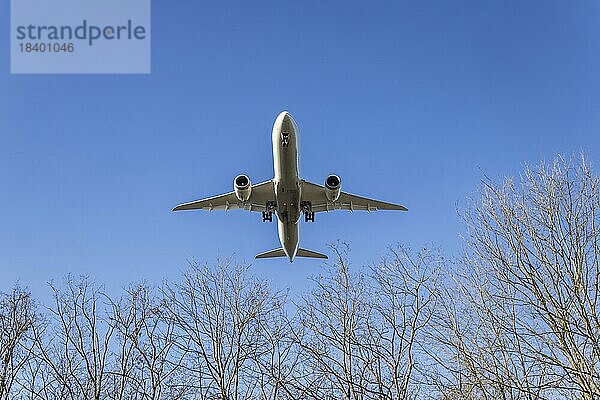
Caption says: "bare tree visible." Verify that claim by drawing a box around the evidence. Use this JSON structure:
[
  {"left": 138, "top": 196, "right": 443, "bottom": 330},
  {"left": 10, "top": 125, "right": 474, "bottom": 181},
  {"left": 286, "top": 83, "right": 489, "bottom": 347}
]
[
  {"left": 0, "top": 286, "right": 38, "bottom": 400},
  {"left": 369, "top": 245, "right": 441, "bottom": 400},
  {"left": 108, "top": 282, "right": 189, "bottom": 400},
  {"left": 295, "top": 243, "right": 440, "bottom": 400},
  {"left": 165, "top": 259, "right": 284, "bottom": 400},
  {"left": 430, "top": 263, "right": 555, "bottom": 400},
  {"left": 245, "top": 289, "right": 304, "bottom": 400},
  {"left": 433, "top": 154, "right": 600, "bottom": 400},
  {"left": 294, "top": 243, "right": 374, "bottom": 400},
  {"left": 30, "top": 275, "right": 116, "bottom": 400}
]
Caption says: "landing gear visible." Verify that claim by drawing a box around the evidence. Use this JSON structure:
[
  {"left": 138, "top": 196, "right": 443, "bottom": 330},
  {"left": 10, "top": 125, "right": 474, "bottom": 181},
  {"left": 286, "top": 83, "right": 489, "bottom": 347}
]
[
  {"left": 262, "top": 211, "right": 273, "bottom": 222},
  {"left": 266, "top": 200, "right": 277, "bottom": 211},
  {"left": 262, "top": 201, "right": 276, "bottom": 222},
  {"left": 282, "top": 131, "right": 290, "bottom": 147},
  {"left": 301, "top": 201, "right": 315, "bottom": 222},
  {"left": 304, "top": 211, "right": 315, "bottom": 223}
]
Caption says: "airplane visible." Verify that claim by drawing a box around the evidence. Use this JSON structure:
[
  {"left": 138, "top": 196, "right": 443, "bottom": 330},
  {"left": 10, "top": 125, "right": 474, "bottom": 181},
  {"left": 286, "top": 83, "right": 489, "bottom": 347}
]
[{"left": 173, "top": 111, "right": 408, "bottom": 262}]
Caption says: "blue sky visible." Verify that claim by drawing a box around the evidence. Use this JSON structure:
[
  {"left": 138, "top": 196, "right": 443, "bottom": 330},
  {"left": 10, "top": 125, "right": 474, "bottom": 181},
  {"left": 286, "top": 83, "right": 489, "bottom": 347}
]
[{"left": 1, "top": 1, "right": 600, "bottom": 297}]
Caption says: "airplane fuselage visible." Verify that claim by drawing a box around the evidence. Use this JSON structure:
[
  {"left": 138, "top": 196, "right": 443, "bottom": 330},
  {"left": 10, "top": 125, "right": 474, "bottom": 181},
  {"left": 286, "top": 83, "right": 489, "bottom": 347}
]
[{"left": 272, "top": 112, "right": 302, "bottom": 260}]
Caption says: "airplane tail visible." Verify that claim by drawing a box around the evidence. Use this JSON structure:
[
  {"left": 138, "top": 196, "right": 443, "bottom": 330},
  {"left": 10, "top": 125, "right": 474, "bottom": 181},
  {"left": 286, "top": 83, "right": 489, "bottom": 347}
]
[{"left": 255, "top": 248, "right": 328, "bottom": 260}]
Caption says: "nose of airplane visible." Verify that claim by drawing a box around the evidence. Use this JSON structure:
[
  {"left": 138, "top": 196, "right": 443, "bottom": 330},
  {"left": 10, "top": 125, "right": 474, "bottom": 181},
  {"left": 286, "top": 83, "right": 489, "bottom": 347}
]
[
  {"left": 277, "top": 110, "right": 290, "bottom": 121},
  {"left": 273, "top": 111, "right": 297, "bottom": 142},
  {"left": 276, "top": 111, "right": 295, "bottom": 126},
  {"left": 283, "top": 112, "right": 297, "bottom": 132}
]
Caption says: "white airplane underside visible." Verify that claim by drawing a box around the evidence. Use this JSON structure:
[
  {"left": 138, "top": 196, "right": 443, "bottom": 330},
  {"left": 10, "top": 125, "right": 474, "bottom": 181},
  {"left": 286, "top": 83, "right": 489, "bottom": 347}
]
[{"left": 173, "top": 111, "right": 407, "bottom": 262}]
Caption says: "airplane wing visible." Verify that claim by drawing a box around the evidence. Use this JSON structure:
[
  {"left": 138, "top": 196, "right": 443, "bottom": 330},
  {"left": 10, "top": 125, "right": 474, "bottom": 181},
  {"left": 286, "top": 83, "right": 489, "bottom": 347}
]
[
  {"left": 301, "top": 180, "right": 408, "bottom": 213},
  {"left": 173, "top": 180, "right": 275, "bottom": 212}
]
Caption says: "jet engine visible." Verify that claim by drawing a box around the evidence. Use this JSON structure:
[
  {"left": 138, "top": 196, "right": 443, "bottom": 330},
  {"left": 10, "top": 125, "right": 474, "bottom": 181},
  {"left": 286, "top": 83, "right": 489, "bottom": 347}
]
[
  {"left": 325, "top": 174, "right": 341, "bottom": 202},
  {"left": 234, "top": 174, "right": 252, "bottom": 201}
]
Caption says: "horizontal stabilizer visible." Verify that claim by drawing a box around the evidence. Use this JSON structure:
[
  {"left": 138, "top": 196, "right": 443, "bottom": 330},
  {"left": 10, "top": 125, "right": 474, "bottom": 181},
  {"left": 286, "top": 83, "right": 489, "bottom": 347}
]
[
  {"left": 297, "top": 248, "right": 328, "bottom": 259},
  {"left": 255, "top": 248, "right": 328, "bottom": 260},
  {"left": 255, "top": 248, "right": 287, "bottom": 259}
]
